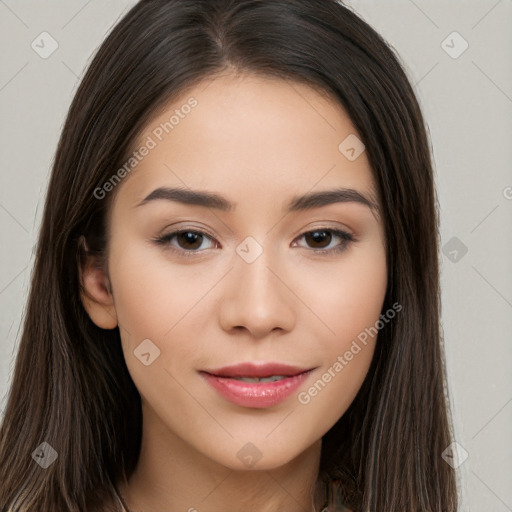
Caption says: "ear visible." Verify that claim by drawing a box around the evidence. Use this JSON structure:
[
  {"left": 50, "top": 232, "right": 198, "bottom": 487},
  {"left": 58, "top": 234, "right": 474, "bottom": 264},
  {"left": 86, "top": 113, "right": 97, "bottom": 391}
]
[{"left": 78, "top": 237, "right": 118, "bottom": 330}]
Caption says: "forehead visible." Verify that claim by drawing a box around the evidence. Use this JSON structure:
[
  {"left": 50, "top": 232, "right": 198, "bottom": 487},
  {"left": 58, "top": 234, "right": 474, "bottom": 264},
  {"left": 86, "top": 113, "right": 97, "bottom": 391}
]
[{"left": 112, "top": 72, "right": 378, "bottom": 215}]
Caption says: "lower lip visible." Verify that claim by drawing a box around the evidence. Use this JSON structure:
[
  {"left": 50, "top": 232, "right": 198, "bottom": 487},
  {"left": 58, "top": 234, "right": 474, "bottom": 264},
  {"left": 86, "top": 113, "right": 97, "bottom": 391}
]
[{"left": 200, "top": 371, "right": 312, "bottom": 408}]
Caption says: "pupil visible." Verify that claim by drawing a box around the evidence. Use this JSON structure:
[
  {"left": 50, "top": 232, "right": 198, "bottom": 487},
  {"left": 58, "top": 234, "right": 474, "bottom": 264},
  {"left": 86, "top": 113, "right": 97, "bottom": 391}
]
[
  {"left": 307, "top": 230, "right": 330, "bottom": 248},
  {"left": 179, "top": 232, "right": 201, "bottom": 250}
]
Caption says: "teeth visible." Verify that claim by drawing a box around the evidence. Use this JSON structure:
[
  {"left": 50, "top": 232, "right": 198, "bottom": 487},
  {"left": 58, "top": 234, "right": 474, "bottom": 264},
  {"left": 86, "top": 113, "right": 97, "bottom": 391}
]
[{"left": 234, "top": 375, "right": 288, "bottom": 383}]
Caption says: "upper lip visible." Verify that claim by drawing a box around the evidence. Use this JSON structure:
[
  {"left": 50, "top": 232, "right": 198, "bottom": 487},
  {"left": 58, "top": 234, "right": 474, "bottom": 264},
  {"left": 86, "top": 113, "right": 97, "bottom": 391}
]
[{"left": 203, "top": 362, "right": 313, "bottom": 378}]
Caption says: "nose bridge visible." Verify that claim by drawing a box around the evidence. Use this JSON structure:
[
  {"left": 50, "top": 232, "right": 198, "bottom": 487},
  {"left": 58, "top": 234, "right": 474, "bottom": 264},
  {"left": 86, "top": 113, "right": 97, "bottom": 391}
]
[
  {"left": 235, "top": 235, "right": 281, "bottom": 305},
  {"left": 218, "top": 235, "right": 295, "bottom": 336},
  {"left": 239, "top": 240, "right": 275, "bottom": 294}
]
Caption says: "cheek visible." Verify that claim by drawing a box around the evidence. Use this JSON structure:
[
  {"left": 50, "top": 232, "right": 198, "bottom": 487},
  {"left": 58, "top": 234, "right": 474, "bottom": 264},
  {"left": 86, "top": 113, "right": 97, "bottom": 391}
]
[
  {"left": 109, "top": 242, "right": 198, "bottom": 336},
  {"left": 107, "top": 243, "right": 214, "bottom": 383},
  {"left": 292, "top": 246, "right": 386, "bottom": 415},
  {"left": 297, "top": 244, "right": 387, "bottom": 345}
]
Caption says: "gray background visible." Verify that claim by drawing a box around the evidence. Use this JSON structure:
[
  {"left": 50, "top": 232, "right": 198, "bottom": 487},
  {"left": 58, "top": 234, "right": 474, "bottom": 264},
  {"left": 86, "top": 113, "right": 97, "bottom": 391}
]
[{"left": 1, "top": 1, "right": 511, "bottom": 510}]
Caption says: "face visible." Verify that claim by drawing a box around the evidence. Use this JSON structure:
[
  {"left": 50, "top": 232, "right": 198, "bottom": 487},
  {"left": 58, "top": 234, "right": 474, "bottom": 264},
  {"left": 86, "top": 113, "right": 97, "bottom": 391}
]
[{"left": 84, "top": 72, "right": 387, "bottom": 471}]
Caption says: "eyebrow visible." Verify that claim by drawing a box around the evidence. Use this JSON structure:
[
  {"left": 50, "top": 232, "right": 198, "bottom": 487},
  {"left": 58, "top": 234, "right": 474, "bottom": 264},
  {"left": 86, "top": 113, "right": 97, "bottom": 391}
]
[{"left": 134, "top": 186, "right": 380, "bottom": 216}]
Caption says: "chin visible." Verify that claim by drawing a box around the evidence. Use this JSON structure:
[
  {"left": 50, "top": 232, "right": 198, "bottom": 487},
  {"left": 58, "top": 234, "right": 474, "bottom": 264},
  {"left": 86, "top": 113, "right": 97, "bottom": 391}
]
[{"left": 207, "top": 439, "right": 313, "bottom": 473}]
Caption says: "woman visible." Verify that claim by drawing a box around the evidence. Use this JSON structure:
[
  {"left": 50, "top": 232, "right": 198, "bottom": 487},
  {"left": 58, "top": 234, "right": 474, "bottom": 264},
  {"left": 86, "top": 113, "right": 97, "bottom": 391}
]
[{"left": 0, "top": 0, "right": 458, "bottom": 510}]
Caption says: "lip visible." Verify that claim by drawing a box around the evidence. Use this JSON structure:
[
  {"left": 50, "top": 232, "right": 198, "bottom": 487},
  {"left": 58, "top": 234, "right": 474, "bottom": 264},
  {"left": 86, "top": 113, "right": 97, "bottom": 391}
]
[
  {"left": 204, "top": 362, "right": 311, "bottom": 378},
  {"left": 200, "top": 362, "right": 315, "bottom": 408}
]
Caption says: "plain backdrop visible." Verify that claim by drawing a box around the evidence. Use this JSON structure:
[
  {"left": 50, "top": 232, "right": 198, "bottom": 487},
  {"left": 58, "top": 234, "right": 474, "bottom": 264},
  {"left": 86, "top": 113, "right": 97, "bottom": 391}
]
[{"left": 1, "top": 1, "right": 511, "bottom": 510}]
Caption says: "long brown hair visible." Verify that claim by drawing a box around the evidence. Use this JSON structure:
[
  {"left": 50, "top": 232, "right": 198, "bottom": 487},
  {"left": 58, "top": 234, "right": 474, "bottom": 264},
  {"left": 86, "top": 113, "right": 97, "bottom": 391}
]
[{"left": 0, "top": 1, "right": 458, "bottom": 510}]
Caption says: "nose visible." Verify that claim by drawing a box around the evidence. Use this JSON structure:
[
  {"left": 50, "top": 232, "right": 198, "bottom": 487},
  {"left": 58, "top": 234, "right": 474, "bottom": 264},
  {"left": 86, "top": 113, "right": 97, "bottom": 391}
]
[{"left": 218, "top": 245, "right": 296, "bottom": 340}]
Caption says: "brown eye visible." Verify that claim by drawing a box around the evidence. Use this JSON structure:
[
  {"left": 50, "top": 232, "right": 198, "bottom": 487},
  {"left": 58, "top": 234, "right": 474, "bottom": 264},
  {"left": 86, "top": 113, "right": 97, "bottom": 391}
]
[
  {"left": 304, "top": 230, "right": 333, "bottom": 249},
  {"left": 175, "top": 231, "right": 204, "bottom": 250},
  {"left": 295, "top": 228, "right": 355, "bottom": 255},
  {"left": 154, "top": 229, "right": 217, "bottom": 254}
]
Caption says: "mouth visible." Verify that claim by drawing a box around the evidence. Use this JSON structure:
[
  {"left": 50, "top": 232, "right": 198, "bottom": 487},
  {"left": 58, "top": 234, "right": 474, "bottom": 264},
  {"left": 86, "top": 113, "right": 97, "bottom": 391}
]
[
  {"left": 222, "top": 375, "right": 292, "bottom": 383},
  {"left": 203, "top": 361, "right": 313, "bottom": 379},
  {"left": 199, "top": 362, "right": 315, "bottom": 408}
]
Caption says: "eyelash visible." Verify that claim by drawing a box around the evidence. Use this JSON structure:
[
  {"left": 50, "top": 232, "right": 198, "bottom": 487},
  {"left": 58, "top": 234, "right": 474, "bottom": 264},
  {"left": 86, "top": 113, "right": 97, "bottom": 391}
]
[{"left": 152, "top": 227, "right": 356, "bottom": 258}]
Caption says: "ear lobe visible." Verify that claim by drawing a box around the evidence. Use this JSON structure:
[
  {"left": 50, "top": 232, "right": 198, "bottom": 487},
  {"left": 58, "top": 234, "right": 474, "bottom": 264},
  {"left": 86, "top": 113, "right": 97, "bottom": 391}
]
[{"left": 78, "top": 240, "right": 118, "bottom": 330}]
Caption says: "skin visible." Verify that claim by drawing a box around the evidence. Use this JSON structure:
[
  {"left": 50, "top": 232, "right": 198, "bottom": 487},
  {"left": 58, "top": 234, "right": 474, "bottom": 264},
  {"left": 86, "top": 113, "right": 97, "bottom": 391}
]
[{"left": 80, "top": 72, "right": 387, "bottom": 512}]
